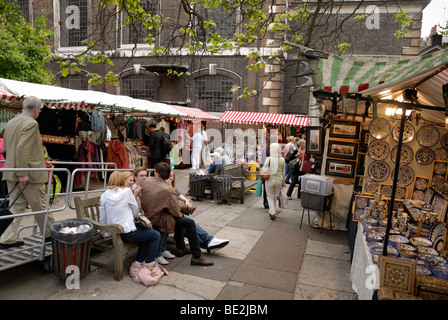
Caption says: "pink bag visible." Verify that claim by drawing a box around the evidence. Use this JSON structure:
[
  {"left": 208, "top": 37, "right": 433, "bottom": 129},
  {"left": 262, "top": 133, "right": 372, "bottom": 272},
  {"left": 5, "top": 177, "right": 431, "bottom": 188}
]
[{"left": 129, "top": 261, "right": 168, "bottom": 286}]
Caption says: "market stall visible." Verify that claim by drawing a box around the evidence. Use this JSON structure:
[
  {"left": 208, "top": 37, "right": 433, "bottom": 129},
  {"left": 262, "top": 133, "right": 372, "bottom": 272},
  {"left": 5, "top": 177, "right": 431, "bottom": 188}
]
[{"left": 313, "top": 47, "right": 448, "bottom": 299}]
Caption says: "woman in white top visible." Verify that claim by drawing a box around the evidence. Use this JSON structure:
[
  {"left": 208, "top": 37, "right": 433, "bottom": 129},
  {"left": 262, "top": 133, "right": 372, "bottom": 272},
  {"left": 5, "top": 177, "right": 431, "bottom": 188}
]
[{"left": 100, "top": 171, "right": 160, "bottom": 264}]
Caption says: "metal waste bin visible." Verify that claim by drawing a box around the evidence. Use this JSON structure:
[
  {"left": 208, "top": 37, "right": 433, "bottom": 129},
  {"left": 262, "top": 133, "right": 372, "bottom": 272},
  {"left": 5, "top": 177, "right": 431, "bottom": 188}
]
[
  {"left": 213, "top": 174, "right": 232, "bottom": 202},
  {"left": 188, "top": 172, "right": 208, "bottom": 199},
  {"left": 51, "top": 218, "right": 94, "bottom": 280}
]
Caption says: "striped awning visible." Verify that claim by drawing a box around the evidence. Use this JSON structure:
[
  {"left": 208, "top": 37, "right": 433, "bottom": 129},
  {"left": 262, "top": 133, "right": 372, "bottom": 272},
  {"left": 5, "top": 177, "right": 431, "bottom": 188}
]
[
  {"left": 318, "top": 48, "right": 448, "bottom": 102},
  {"left": 219, "top": 111, "right": 310, "bottom": 127},
  {"left": 0, "top": 85, "right": 17, "bottom": 104},
  {"left": 169, "top": 105, "right": 219, "bottom": 120}
]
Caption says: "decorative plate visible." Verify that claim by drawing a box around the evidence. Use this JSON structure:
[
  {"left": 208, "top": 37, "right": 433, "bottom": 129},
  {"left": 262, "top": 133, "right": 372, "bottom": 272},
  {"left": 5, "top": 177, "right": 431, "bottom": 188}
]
[
  {"left": 389, "top": 234, "right": 409, "bottom": 244},
  {"left": 415, "top": 147, "right": 435, "bottom": 165},
  {"left": 410, "top": 237, "right": 432, "bottom": 247},
  {"left": 380, "top": 185, "right": 392, "bottom": 197},
  {"left": 368, "top": 161, "right": 390, "bottom": 182},
  {"left": 416, "top": 125, "right": 440, "bottom": 147},
  {"left": 416, "top": 265, "right": 432, "bottom": 276},
  {"left": 414, "top": 177, "right": 429, "bottom": 190},
  {"left": 390, "top": 144, "right": 414, "bottom": 165},
  {"left": 412, "top": 190, "right": 425, "bottom": 201},
  {"left": 425, "top": 255, "right": 448, "bottom": 268},
  {"left": 423, "top": 187, "right": 434, "bottom": 204},
  {"left": 364, "top": 181, "right": 379, "bottom": 194},
  {"left": 396, "top": 243, "right": 416, "bottom": 252},
  {"left": 416, "top": 246, "right": 438, "bottom": 255},
  {"left": 429, "top": 222, "right": 446, "bottom": 253},
  {"left": 393, "top": 122, "right": 415, "bottom": 143},
  {"left": 433, "top": 196, "right": 444, "bottom": 215},
  {"left": 391, "top": 166, "right": 415, "bottom": 186},
  {"left": 428, "top": 265, "right": 448, "bottom": 279},
  {"left": 355, "top": 196, "right": 369, "bottom": 208},
  {"left": 434, "top": 147, "right": 448, "bottom": 161},
  {"left": 441, "top": 132, "right": 448, "bottom": 149},
  {"left": 432, "top": 235, "right": 445, "bottom": 254},
  {"left": 369, "top": 139, "right": 390, "bottom": 160},
  {"left": 396, "top": 186, "right": 407, "bottom": 199},
  {"left": 433, "top": 162, "right": 447, "bottom": 175},
  {"left": 369, "top": 117, "right": 391, "bottom": 139},
  {"left": 399, "top": 249, "right": 418, "bottom": 259}
]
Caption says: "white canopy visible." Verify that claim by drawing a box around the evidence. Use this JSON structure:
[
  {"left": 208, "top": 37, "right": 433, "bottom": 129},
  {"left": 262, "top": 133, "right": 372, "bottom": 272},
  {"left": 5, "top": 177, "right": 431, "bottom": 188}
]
[{"left": 0, "top": 77, "right": 188, "bottom": 117}]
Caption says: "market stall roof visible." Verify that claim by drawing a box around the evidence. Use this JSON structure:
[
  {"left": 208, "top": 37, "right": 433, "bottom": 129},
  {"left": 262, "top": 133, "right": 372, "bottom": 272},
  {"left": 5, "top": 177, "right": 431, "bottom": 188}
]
[
  {"left": 219, "top": 111, "right": 310, "bottom": 127},
  {"left": 169, "top": 105, "right": 219, "bottom": 121},
  {"left": 0, "top": 78, "right": 188, "bottom": 117},
  {"left": 317, "top": 48, "right": 448, "bottom": 107}
]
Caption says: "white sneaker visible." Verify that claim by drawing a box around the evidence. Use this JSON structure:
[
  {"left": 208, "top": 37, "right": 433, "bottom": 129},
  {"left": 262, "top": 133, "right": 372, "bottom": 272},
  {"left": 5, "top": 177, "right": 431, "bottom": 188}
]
[
  {"left": 161, "top": 250, "right": 175, "bottom": 259},
  {"left": 155, "top": 256, "right": 169, "bottom": 265},
  {"left": 207, "top": 237, "right": 229, "bottom": 253}
]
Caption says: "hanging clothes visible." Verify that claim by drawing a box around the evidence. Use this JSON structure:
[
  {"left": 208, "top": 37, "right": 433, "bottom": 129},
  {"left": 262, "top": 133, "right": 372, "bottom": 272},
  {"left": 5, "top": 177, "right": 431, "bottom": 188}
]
[
  {"left": 125, "top": 141, "right": 142, "bottom": 169},
  {"left": 74, "top": 140, "right": 100, "bottom": 187},
  {"left": 107, "top": 139, "right": 129, "bottom": 169}
]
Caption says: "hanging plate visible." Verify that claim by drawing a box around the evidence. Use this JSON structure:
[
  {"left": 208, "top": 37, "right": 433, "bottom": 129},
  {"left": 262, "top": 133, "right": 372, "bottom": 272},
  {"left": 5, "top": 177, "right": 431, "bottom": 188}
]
[
  {"left": 416, "top": 125, "right": 440, "bottom": 147},
  {"left": 368, "top": 160, "right": 390, "bottom": 182},
  {"left": 364, "top": 181, "right": 379, "bottom": 194},
  {"left": 368, "top": 139, "right": 390, "bottom": 161},
  {"left": 391, "top": 165, "right": 415, "bottom": 186},
  {"left": 392, "top": 122, "right": 415, "bottom": 143},
  {"left": 434, "top": 147, "right": 448, "bottom": 161},
  {"left": 441, "top": 132, "right": 448, "bottom": 149},
  {"left": 369, "top": 117, "right": 391, "bottom": 139},
  {"left": 415, "top": 147, "right": 435, "bottom": 165},
  {"left": 390, "top": 144, "right": 413, "bottom": 165}
]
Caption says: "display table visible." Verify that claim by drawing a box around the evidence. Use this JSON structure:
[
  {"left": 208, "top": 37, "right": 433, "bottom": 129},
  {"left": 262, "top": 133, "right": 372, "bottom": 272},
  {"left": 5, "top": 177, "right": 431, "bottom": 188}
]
[{"left": 351, "top": 223, "right": 380, "bottom": 300}]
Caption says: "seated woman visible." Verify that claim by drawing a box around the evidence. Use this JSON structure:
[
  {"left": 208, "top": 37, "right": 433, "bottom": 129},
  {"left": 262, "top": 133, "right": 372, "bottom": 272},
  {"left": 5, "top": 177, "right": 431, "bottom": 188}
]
[{"left": 99, "top": 171, "right": 160, "bottom": 266}]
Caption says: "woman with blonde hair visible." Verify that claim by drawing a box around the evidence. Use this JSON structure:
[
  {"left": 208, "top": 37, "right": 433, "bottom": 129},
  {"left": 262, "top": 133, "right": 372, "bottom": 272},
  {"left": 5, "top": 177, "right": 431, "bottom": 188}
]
[
  {"left": 100, "top": 171, "right": 160, "bottom": 265},
  {"left": 261, "top": 143, "right": 285, "bottom": 220}
]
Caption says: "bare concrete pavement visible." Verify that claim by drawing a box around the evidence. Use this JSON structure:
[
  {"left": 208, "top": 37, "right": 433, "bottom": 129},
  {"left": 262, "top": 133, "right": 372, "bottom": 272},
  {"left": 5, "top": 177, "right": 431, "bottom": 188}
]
[{"left": 0, "top": 169, "right": 357, "bottom": 301}]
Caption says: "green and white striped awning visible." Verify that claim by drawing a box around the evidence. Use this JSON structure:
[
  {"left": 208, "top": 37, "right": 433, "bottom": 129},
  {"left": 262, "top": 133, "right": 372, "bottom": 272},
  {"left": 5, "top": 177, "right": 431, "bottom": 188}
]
[{"left": 318, "top": 48, "right": 448, "bottom": 107}]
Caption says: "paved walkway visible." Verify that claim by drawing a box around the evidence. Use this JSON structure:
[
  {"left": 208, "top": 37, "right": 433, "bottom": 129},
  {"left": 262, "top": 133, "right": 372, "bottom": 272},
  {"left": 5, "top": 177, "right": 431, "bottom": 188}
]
[{"left": 0, "top": 169, "right": 357, "bottom": 300}]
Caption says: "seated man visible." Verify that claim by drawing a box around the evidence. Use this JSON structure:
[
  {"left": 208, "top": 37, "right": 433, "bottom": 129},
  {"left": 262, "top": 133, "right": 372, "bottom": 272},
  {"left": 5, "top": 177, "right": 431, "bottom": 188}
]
[
  {"left": 205, "top": 152, "right": 222, "bottom": 174},
  {"left": 140, "top": 162, "right": 213, "bottom": 266}
]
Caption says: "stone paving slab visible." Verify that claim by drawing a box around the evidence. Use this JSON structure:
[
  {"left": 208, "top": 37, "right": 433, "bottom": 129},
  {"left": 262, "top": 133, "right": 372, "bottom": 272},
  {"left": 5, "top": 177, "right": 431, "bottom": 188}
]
[{"left": 217, "top": 281, "right": 294, "bottom": 300}]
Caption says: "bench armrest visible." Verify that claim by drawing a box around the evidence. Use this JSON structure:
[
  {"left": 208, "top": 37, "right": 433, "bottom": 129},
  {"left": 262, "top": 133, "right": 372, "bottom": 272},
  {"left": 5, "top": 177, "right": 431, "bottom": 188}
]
[{"left": 83, "top": 217, "right": 125, "bottom": 234}]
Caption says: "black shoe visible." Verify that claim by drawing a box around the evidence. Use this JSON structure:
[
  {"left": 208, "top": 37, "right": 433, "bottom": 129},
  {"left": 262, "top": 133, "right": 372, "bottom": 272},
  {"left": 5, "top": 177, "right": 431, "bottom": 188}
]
[
  {"left": 285, "top": 181, "right": 290, "bottom": 184},
  {"left": 0, "top": 241, "right": 25, "bottom": 249}
]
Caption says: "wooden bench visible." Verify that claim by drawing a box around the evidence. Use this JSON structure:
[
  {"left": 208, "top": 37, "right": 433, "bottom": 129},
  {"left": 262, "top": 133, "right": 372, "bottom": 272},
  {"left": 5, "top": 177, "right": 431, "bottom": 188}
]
[
  {"left": 74, "top": 196, "right": 138, "bottom": 281},
  {"left": 215, "top": 163, "right": 259, "bottom": 204}
]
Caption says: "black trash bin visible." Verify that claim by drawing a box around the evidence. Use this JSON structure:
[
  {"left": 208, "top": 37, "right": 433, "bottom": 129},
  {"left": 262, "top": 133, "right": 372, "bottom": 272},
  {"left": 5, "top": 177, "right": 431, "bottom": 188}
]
[
  {"left": 51, "top": 218, "right": 94, "bottom": 280},
  {"left": 213, "top": 174, "right": 232, "bottom": 202},
  {"left": 188, "top": 172, "right": 208, "bottom": 199}
]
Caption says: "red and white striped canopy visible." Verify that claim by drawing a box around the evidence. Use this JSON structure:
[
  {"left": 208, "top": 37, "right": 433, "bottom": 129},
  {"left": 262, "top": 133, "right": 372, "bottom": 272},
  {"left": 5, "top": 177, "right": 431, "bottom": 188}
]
[
  {"left": 219, "top": 111, "right": 310, "bottom": 127},
  {"left": 0, "top": 85, "right": 16, "bottom": 104}
]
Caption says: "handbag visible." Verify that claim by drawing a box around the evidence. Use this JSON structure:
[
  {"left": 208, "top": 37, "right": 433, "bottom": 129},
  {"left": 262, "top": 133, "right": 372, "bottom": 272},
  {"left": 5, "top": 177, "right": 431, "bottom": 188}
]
[
  {"left": 288, "top": 157, "right": 300, "bottom": 169},
  {"left": 255, "top": 178, "right": 262, "bottom": 197},
  {"left": 135, "top": 215, "right": 152, "bottom": 229},
  {"left": 300, "top": 156, "right": 314, "bottom": 174},
  {"left": 259, "top": 157, "right": 271, "bottom": 180}
]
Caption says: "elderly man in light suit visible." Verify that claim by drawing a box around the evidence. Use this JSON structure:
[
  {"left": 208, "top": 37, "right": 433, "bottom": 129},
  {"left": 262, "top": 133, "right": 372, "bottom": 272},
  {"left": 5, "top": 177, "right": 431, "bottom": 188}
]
[{"left": 0, "top": 96, "right": 55, "bottom": 249}]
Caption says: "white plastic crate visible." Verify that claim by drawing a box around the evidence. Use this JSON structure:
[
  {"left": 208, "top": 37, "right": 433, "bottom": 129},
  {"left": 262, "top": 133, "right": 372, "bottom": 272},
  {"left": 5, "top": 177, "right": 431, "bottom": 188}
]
[{"left": 300, "top": 174, "right": 334, "bottom": 196}]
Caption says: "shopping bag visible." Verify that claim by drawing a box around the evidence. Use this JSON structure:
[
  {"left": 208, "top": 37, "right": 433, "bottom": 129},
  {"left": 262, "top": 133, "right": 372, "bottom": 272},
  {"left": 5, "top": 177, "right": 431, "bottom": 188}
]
[
  {"left": 277, "top": 188, "right": 288, "bottom": 209},
  {"left": 255, "top": 178, "right": 262, "bottom": 197}
]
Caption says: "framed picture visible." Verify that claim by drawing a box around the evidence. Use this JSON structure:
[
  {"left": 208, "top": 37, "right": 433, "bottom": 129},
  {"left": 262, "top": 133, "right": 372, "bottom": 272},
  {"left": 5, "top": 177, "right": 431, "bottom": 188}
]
[
  {"left": 329, "top": 120, "right": 361, "bottom": 139},
  {"left": 306, "top": 126, "right": 323, "bottom": 155},
  {"left": 327, "top": 140, "right": 359, "bottom": 160},
  {"left": 360, "top": 130, "right": 369, "bottom": 153},
  {"left": 325, "top": 158, "right": 356, "bottom": 178}
]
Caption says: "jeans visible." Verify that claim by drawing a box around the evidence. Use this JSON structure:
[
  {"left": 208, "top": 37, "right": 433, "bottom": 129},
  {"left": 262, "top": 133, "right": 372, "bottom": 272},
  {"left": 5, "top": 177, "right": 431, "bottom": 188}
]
[
  {"left": 287, "top": 172, "right": 305, "bottom": 198},
  {"left": 156, "top": 232, "right": 170, "bottom": 258},
  {"left": 285, "top": 164, "right": 292, "bottom": 183},
  {"left": 121, "top": 226, "right": 161, "bottom": 263},
  {"left": 182, "top": 213, "right": 213, "bottom": 249},
  {"left": 174, "top": 216, "right": 202, "bottom": 259}
]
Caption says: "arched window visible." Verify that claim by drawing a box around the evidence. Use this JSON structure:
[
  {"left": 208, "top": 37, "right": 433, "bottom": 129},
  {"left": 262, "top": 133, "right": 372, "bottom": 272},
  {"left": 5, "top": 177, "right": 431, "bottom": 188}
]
[
  {"left": 121, "top": 74, "right": 157, "bottom": 100},
  {"left": 193, "top": 75, "right": 233, "bottom": 112},
  {"left": 60, "top": 74, "right": 88, "bottom": 90}
]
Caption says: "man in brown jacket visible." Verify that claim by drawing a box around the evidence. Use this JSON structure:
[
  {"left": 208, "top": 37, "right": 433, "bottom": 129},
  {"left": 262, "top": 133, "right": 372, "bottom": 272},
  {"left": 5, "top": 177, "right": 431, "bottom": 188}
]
[
  {"left": 140, "top": 162, "right": 213, "bottom": 266},
  {"left": 1, "top": 96, "right": 55, "bottom": 249}
]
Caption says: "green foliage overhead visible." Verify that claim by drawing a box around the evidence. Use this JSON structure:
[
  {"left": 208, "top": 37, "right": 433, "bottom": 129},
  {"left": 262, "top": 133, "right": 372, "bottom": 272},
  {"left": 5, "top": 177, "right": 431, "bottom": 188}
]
[{"left": 0, "top": 0, "right": 54, "bottom": 85}]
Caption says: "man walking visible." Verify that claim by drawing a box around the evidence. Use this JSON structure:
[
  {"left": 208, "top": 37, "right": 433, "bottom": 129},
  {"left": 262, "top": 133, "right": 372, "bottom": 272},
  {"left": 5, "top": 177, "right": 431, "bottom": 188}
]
[
  {"left": 1, "top": 96, "right": 55, "bottom": 249},
  {"left": 148, "top": 122, "right": 166, "bottom": 169}
]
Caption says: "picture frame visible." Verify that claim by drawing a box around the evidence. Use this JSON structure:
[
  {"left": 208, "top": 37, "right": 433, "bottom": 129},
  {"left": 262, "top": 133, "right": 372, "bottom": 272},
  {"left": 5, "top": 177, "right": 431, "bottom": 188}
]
[
  {"left": 327, "top": 140, "right": 359, "bottom": 160},
  {"left": 329, "top": 120, "right": 361, "bottom": 139},
  {"left": 306, "top": 126, "right": 324, "bottom": 155},
  {"left": 325, "top": 158, "right": 356, "bottom": 178}
]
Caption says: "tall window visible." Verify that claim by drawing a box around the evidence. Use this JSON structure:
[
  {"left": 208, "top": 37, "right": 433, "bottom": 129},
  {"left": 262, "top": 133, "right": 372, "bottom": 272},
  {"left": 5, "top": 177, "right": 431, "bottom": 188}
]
[
  {"left": 121, "top": 74, "right": 156, "bottom": 100},
  {"left": 59, "top": 0, "right": 88, "bottom": 47},
  {"left": 15, "top": 0, "right": 30, "bottom": 22},
  {"left": 60, "top": 74, "right": 88, "bottom": 90},
  {"left": 121, "top": 0, "right": 158, "bottom": 45},
  {"left": 194, "top": 75, "right": 233, "bottom": 112},
  {"left": 196, "top": 5, "right": 238, "bottom": 40}
]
